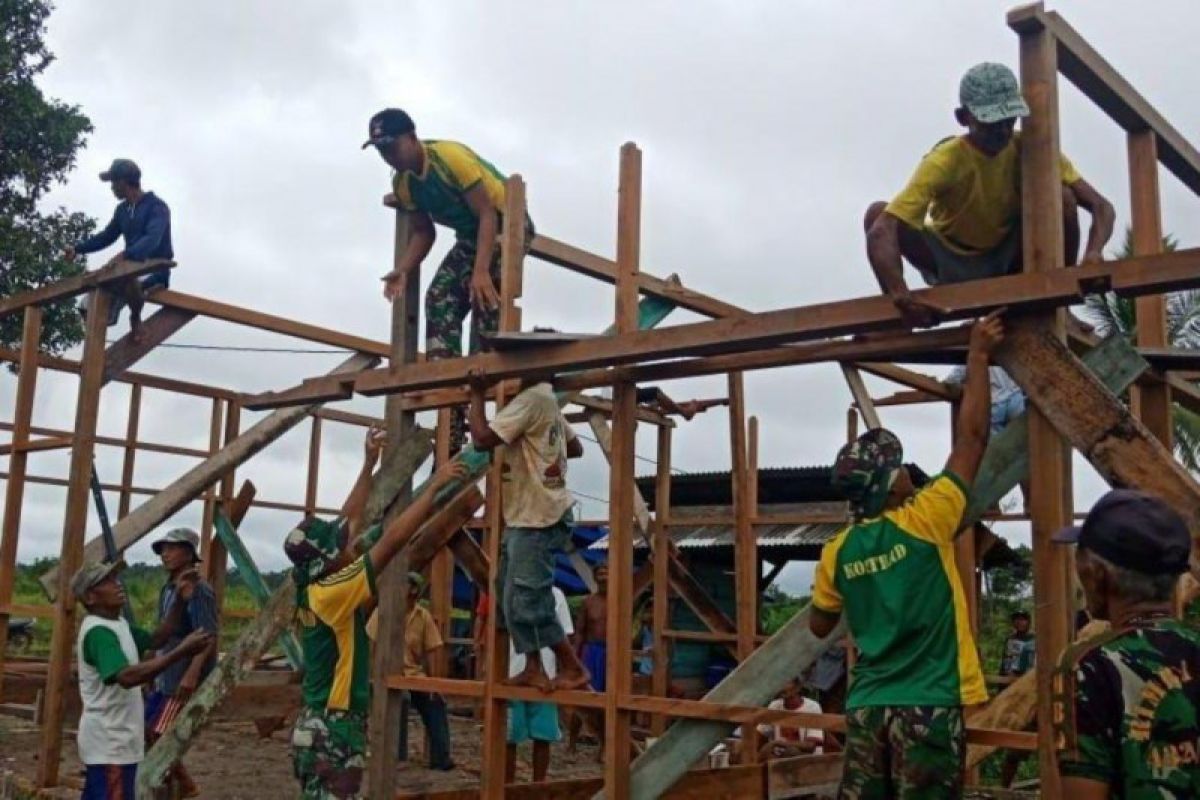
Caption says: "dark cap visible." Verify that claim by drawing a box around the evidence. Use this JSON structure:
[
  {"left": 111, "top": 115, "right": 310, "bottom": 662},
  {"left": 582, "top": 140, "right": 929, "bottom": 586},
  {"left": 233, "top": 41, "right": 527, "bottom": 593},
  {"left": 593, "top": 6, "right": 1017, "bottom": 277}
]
[
  {"left": 1010, "top": 610, "right": 1030, "bottom": 621},
  {"left": 99, "top": 159, "right": 141, "bottom": 182},
  {"left": 71, "top": 559, "right": 126, "bottom": 600},
  {"left": 151, "top": 527, "right": 202, "bottom": 560},
  {"left": 1052, "top": 489, "right": 1190, "bottom": 576},
  {"left": 362, "top": 108, "right": 415, "bottom": 149}
]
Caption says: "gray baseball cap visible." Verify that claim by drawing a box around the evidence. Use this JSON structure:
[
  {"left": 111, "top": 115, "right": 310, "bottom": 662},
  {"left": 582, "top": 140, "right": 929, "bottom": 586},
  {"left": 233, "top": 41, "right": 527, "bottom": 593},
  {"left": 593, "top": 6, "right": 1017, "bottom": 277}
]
[
  {"left": 99, "top": 158, "right": 141, "bottom": 182},
  {"left": 151, "top": 527, "right": 202, "bottom": 559},
  {"left": 959, "top": 63, "right": 1030, "bottom": 124},
  {"left": 71, "top": 560, "right": 126, "bottom": 600}
]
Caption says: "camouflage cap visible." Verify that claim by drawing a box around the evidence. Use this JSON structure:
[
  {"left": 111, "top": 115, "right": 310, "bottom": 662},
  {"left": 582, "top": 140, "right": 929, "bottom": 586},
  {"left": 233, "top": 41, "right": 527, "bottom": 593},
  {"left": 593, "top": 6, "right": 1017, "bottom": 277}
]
[
  {"left": 71, "top": 559, "right": 126, "bottom": 600},
  {"left": 959, "top": 62, "right": 1029, "bottom": 124},
  {"left": 284, "top": 516, "right": 346, "bottom": 582},
  {"left": 832, "top": 428, "right": 904, "bottom": 519}
]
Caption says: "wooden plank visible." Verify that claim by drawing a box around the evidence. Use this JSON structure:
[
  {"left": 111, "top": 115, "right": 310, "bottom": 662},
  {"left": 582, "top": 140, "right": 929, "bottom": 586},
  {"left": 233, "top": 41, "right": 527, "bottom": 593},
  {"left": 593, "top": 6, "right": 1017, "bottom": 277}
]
[
  {"left": 368, "top": 207, "right": 420, "bottom": 800},
  {"left": 198, "top": 398, "right": 224, "bottom": 572},
  {"left": 268, "top": 247, "right": 1200, "bottom": 398},
  {"left": 117, "top": 384, "right": 141, "bottom": 518},
  {"left": 605, "top": 143, "right": 641, "bottom": 800},
  {"left": 152, "top": 289, "right": 391, "bottom": 357},
  {"left": 0, "top": 435, "right": 72, "bottom": 456},
  {"left": 429, "top": 409, "right": 455, "bottom": 680},
  {"left": 855, "top": 362, "right": 958, "bottom": 400},
  {"left": 38, "top": 352, "right": 380, "bottom": 597},
  {"left": 530, "top": 234, "right": 747, "bottom": 319},
  {"left": 304, "top": 416, "right": 322, "bottom": 515},
  {"left": 728, "top": 372, "right": 760, "bottom": 759},
  {"left": 0, "top": 308, "right": 43, "bottom": 702},
  {"left": 570, "top": 393, "right": 674, "bottom": 427},
  {"left": 1011, "top": 20, "right": 1071, "bottom": 796},
  {"left": 447, "top": 529, "right": 488, "bottom": 588},
  {"left": 38, "top": 289, "right": 110, "bottom": 788},
  {"left": 839, "top": 365, "right": 881, "bottom": 429},
  {"left": 0, "top": 421, "right": 210, "bottom": 459},
  {"left": 1128, "top": 130, "right": 1172, "bottom": 447},
  {"left": 101, "top": 306, "right": 195, "bottom": 383},
  {"left": 651, "top": 425, "right": 672, "bottom": 736},
  {"left": 0, "top": 258, "right": 173, "bottom": 318},
  {"left": 767, "top": 754, "right": 845, "bottom": 799},
  {"left": 1008, "top": 4, "right": 1200, "bottom": 195}
]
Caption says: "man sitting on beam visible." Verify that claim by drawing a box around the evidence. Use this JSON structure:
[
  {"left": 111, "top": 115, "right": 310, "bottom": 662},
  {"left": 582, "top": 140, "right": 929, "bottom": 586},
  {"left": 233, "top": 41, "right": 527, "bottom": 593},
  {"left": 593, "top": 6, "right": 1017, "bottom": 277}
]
[
  {"left": 285, "top": 426, "right": 465, "bottom": 799},
  {"left": 467, "top": 369, "right": 591, "bottom": 692},
  {"left": 364, "top": 107, "right": 533, "bottom": 451},
  {"left": 864, "top": 62, "right": 1115, "bottom": 328},
  {"left": 810, "top": 310, "right": 1003, "bottom": 798}
]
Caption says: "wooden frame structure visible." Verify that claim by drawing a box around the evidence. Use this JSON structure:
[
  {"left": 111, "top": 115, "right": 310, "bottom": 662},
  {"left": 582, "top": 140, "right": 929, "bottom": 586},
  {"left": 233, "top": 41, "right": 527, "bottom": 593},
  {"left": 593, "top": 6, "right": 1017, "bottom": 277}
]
[{"left": 3, "top": 4, "right": 1200, "bottom": 797}]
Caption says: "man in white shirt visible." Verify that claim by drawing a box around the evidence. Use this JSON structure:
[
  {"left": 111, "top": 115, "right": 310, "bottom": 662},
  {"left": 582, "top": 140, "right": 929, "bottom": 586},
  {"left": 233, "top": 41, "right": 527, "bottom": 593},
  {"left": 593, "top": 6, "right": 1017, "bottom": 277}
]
[
  {"left": 506, "top": 586, "right": 573, "bottom": 783},
  {"left": 760, "top": 678, "right": 825, "bottom": 758}
]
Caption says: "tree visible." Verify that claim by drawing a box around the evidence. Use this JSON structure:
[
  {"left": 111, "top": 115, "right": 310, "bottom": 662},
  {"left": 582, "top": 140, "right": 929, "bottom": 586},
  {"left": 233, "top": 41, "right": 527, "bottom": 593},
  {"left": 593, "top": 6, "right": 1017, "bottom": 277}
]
[
  {"left": 0, "top": 0, "right": 95, "bottom": 354},
  {"left": 1083, "top": 228, "right": 1200, "bottom": 470}
]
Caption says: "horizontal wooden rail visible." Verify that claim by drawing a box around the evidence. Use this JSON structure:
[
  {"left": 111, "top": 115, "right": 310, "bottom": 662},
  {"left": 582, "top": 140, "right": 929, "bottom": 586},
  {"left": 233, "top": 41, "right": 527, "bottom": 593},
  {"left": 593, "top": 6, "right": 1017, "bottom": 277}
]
[
  {"left": 0, "top": 259, "right": 174, "bottom": 318},
  {"left": 0, "top": 435, "right": 73, "bottom": 457}
]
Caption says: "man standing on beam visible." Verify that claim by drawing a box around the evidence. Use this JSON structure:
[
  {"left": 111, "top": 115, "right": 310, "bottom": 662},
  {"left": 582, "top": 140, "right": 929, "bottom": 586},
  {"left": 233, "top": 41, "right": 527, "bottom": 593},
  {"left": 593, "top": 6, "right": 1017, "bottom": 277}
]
[
  {"left": 810, "top": 311, "right": 1003, "bottom": 798},
  {"left": 364, "top": 108, "right": 533, "bottom": 451},
  {"left": 285, "top": 426, "right": 465, "bottom": 800},
  {"left": 467, "top": 370, "right": 591, "bottom": 692},
  {"left": 863, "top": 62, "right": 1114, "bottom": 328}
]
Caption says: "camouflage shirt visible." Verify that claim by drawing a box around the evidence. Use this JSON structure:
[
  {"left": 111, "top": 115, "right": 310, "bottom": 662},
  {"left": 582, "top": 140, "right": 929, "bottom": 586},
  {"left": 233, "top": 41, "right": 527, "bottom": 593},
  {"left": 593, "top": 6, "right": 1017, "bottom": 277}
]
[{"left": 1054, "top": 617, "right": 1200, "bottom": 797}]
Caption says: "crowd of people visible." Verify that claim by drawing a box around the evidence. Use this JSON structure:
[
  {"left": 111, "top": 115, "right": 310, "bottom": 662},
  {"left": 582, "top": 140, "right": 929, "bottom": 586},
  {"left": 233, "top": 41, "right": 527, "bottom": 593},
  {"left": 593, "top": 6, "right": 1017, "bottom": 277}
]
[{"left": 62, "top": 58, "right": 1199, "bottom": 800}]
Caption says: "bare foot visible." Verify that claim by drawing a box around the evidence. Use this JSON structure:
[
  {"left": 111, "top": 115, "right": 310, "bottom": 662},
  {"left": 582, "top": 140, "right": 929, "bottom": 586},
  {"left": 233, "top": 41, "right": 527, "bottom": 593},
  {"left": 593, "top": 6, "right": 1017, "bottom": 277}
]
[
  {"left": 503, "top": 668, "right": 552, "bottom": 692},
  {"left": 129, "top": 325, "right": 145, "bottom": 345},
  {"left": 551, "top": 667, "right": 591, "bottom": 692}
]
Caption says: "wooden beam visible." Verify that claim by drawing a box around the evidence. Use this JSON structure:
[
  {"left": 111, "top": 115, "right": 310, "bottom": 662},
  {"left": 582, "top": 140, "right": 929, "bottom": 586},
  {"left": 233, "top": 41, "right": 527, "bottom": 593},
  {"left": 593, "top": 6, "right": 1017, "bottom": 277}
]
[
  {"left": 152, "top": 289, "right": 391, "bottom": 357},
  {"left": 1128, "top": 130, "right": 1172, "bottom": 447},
  {"left": 0, "top": 258, "right": 173, "bottom": 318},
  {"left": 38, "top": 352, "right": 379, "bottom": 597},
  {"left": 117, "top": 384, "right": 141, "bottom": 518},
  {"left": 651, "top": 425, "right": 671, "bottom": 737},
  {"left": 0, "top": 307, "right": 42, "bottom": 702},
  {"left": 304, "top": 416, "right": 322, "bottom": 516},
  {"left": 101, "top": 306, "right": 195, "bottom": 383},
  {"left": 1008, "top": 3, "right": 1200, "bottom": 195},
  {"left": 258, "top": 247, "right": 1200, "bottom": 401},
  {"left": 839, "top": 365, "right": 881, "bottom": 429},
  {"left": 208, "top": 399, "right": 241, "bottom": 603},
  {"left": 38, "top": 289, "right": 110, "bottom": 788},
  {"left": 530, "top": 234, "right": 746, "bottom": 319},
  {"left": 604, "top": 143, "right": 641, "bottom": 800},
  {"left": 0, "top": 345, "right": 238, "bottom": 400},
  {"left": 728, "top": 371, "right": 760, "bottom": 761},
  {"left": 570, "top": 392, "right": 674, "bottom": 427},
  {"left": 1011, "top": 20, "right": 1071, "bottom": 795},
  {"left": 0, "top": 435, "right": 72, "bottom": 456},
  {"left": 198, "top": 398, "right": 224, "bottom": 571},
  {"left": 856, "top": 362, "right": 958, "bottom": 400}
]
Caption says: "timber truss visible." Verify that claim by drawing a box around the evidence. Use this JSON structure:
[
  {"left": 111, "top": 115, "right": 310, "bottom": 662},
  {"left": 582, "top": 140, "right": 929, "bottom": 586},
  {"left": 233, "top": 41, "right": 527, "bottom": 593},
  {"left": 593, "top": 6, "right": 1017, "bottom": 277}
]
[{"left": 3, "top": 4, "right": 1200, "bottom": 798}]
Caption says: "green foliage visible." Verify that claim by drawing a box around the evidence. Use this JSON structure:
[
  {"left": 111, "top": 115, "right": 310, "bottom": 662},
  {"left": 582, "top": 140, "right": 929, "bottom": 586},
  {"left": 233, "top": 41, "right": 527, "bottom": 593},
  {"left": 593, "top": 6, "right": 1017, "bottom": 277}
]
[
  {"left": 760, "top": 583, "right": 807, "bottom": 634},
  {"left": 0, "top": 0, "right": 95, "bottom": 354},
  {"left": 1083, "top": 227, "right": 1200, "bottom": 470}
]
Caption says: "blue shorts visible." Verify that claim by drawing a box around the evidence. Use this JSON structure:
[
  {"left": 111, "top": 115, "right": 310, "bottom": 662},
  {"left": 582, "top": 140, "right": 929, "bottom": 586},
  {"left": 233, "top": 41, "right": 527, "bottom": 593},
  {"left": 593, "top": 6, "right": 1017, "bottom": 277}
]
[
  {"left": 508, "top": 700, "right": 560, "bottom": 744},
  {"left": 82, "top": 764, "right": 137, "bottom": 799},
  {"left": 990, "top": 392, "right": 1026, "bottom": 436}
]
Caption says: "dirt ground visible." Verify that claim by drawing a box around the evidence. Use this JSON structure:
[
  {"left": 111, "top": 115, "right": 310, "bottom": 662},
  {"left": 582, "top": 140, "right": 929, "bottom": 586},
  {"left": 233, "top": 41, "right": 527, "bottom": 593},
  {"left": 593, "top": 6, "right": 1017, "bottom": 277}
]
[{"left": 0, "top": 708, "right": 604, "bottom": 798}]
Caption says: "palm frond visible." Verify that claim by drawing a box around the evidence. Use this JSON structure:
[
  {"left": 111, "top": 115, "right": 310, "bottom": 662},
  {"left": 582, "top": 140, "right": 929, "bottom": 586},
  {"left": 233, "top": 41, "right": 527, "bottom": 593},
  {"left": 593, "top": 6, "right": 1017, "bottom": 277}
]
[{"left": 1174, "top": 405, "right": 1200, "bottom": 473}]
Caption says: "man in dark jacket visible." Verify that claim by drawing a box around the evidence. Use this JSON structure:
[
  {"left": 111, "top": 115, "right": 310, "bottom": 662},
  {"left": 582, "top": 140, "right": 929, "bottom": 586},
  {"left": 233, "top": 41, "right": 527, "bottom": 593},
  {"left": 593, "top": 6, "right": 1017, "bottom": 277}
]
[{"left": 66, "top": 158, "right": 173, "bottom": 343}]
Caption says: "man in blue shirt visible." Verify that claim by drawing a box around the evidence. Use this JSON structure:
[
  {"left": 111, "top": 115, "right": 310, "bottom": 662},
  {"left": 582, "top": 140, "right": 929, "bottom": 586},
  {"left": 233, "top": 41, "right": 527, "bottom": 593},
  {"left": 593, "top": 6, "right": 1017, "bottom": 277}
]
[{"left": 66, "top": 159, "right": 173, "bottom": 344}]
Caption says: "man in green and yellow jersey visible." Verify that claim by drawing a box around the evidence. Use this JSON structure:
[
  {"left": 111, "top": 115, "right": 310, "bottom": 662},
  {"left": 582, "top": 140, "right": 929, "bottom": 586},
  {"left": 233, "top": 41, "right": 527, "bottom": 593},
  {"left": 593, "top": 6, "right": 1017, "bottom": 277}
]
[
  {"left": 364, "top": 108, "right": 533, "bottom": 448},
  {"left": 864, "top": 62, "right": 1115, "bottom": 328},
  {"left": 810, "top": 310, "right": 1004, "bottom": 798},
  {"left": 285, "top": 425, "right": 465, "bottom": 799}
]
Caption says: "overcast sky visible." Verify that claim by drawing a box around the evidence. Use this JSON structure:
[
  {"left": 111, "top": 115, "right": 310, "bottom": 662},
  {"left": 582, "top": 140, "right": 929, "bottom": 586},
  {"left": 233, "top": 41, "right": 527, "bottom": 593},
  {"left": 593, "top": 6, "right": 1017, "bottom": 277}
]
[{"left": 4, "top": 0, "right": 1198, "bottom": 595}]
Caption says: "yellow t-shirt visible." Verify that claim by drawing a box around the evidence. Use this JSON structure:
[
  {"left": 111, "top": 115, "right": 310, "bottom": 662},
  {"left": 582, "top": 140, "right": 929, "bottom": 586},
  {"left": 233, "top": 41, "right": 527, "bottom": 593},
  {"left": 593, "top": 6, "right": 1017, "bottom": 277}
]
[
  {"left": 885, "top": 133, "right": 1082, "bottom": 255},
  {"left": 489, "top": 382, "right": 576, "bottom": 529},
  {"left": 391, "top": 140, "right": 507, "bottom": 241},
  {"left": 364, "top": 603, "right": 444, "bottom": 678}
]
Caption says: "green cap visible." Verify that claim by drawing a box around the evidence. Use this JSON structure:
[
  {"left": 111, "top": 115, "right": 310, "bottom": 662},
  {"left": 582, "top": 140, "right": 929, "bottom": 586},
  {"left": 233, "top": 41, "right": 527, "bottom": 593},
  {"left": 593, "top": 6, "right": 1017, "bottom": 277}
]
[
  {"left": 959, "top": 63, "right": 1029, "bottom": 124},
  {"left": 71, "top": 559, "right": 126, "bottom": 600}
]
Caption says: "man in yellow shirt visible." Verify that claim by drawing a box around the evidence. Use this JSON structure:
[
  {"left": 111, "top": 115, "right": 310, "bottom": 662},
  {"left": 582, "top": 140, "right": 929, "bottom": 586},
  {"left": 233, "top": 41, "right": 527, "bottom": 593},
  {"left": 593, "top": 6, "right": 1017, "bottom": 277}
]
[{"left": 864, "top": 62, "right": 1115, "bottom": 327}]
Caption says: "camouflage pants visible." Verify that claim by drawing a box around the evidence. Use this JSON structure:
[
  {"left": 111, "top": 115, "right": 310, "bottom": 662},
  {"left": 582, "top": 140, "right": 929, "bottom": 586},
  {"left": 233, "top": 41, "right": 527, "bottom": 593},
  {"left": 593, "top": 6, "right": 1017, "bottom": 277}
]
[
  {"left": 425, "top": 216, "right": 534, "bottom": 450},
  {"left": 838, "top": 705, "right": 965, "bottom": 800},
  {"left": 291, "top": 707, "right": 367, "bottom": 799}
]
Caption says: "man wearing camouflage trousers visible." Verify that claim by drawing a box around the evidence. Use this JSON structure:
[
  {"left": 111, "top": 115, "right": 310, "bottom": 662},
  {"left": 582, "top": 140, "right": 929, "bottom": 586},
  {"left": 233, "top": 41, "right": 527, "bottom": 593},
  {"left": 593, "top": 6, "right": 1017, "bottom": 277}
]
[
  {"left": 809, "top": 311, "right": 1004, "bottom": 798},
  {"left": 363, "top": 107, "right": 533, "bottom": 449}
]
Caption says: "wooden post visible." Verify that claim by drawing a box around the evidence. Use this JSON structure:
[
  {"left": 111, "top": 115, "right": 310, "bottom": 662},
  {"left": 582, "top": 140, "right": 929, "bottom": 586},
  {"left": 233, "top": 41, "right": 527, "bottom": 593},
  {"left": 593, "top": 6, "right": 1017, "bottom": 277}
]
[
  {"left": 651, "top": 424, "right": 672, "bottom": 736},
  {"left": 39, "top": 289, "right": 111, "bottom": 787},
  {"left": 1129, "top": 130, "right": 1172, "bottom": 447},
  {"left": 304, "top": 416, "right": 322, "bottom": 516},
  {"left": 367, "top": 211, "right": 419, "bottom": 798},
  {"left": 728, "top": 371, "right": 760, "bottom": 761},
  {"left": 0, "top": 307, "right": 43, "bottom": 696},
  {"left": 1014, "top": 18, "right": 1072, "bottom": 795},
  {"left": 430, "top": 409, "right": 454, "bottom": 678},
  {"left": 208, "top": 400, "right": 241, "bottom": 605},
  {"left": 480, "top": 175, "right": 527, "bottom": 798},
  {"left": 604, "top": 142, "right": 641, "bottom": 799},
  {"left": 951, "top": 400, "right": 979, "bottom": 632},
  {"left": 748, "top": 416, "right": 759, "bottom": 514},
  {"left": 198, "top": 398, "right": 224, "bottom": 561},
  {"left": 846, "top": 407, "right": 858, "bottom": 444},
  {"left": 117, "top": 383, "right": 141, "bottom": 518}
]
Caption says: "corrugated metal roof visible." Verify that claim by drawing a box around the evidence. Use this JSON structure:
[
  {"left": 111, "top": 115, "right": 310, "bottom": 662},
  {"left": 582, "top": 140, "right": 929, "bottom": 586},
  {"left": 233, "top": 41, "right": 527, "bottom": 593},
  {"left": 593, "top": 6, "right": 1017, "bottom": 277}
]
[{"left": 591, "top": 521, "right": 843, "bottom": 551}]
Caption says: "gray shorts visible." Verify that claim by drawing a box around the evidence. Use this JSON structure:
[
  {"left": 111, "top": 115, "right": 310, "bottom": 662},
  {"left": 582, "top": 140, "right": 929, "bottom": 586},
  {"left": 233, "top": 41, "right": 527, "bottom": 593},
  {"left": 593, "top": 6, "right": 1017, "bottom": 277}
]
[{"left": 915, "top": 228, "right": 1020, "bottom": 286}]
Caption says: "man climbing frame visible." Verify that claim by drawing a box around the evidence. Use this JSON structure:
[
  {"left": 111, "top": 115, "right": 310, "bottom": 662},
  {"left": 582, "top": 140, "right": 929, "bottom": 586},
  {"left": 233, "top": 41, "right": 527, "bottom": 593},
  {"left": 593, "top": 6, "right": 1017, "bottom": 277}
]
[
  {"left": 364, "top": 107, "right": 534, "bottom": 449},
  {"left": 863, "top": 62, "right": 1115, "bottom": 328},
  {"left": 286, "top": 426, "right": 466, "bottom": 799},
  {"left": 810, "top": 310, "right": 1004, "bottom": 798}
]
